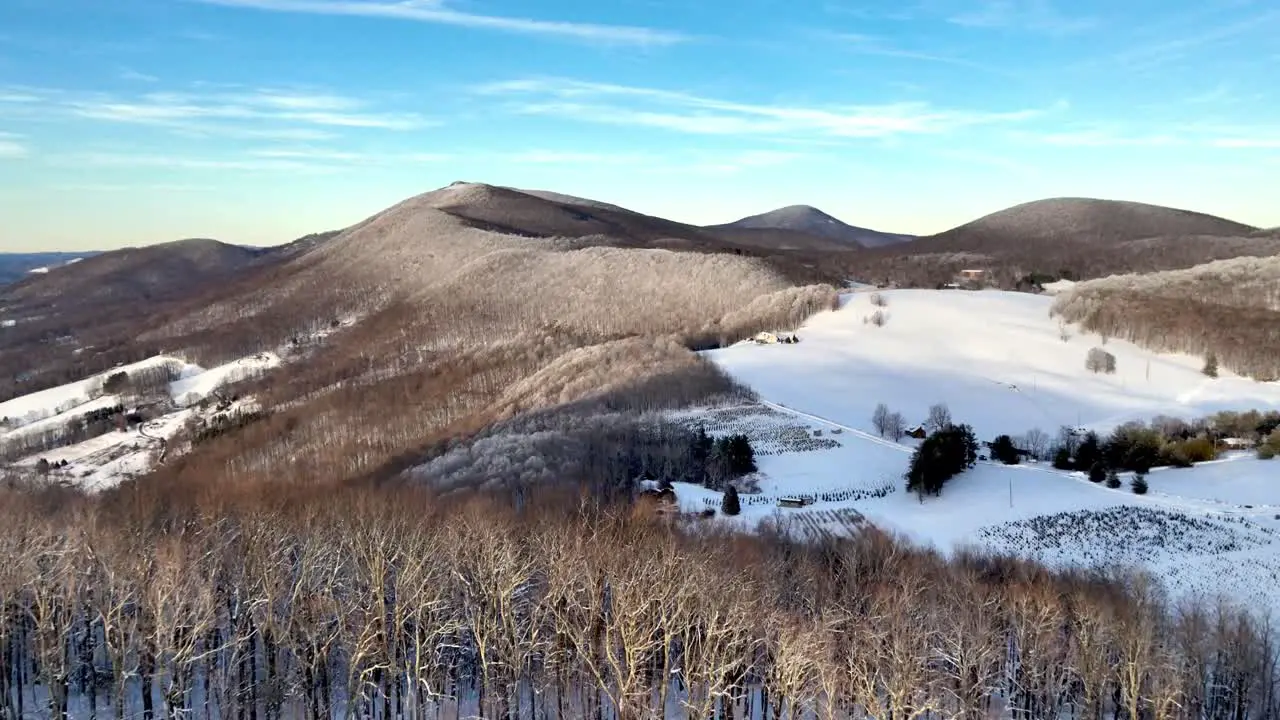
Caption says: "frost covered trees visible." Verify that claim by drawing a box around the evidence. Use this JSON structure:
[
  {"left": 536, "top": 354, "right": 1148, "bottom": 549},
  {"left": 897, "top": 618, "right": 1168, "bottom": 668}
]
[
  {"left": 2, "top": 474, "right": 1280, "bottom": 720},
  {"left": 1051, "top": 256, "right": 1280, "bottom": 379},
  {"left": 1086, "top": 347, "right": 1116, "bottom": 374}
]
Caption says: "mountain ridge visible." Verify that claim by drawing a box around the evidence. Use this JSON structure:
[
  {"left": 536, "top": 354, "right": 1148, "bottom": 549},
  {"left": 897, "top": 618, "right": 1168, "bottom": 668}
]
[{"left": 714, "top": 204, "right": 915, "bottom": 248}]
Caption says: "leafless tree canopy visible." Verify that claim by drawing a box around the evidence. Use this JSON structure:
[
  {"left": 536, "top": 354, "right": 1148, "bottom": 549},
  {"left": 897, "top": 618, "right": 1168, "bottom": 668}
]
[
  {"left": 1053, "top": 256, "right": 1280, "bottom": 380},
  {"left": 926, "top": 403, "right": 952, "bottom": 432},
  {"left": 0, "top": 482, "right": 1278, "bottom": 720}
]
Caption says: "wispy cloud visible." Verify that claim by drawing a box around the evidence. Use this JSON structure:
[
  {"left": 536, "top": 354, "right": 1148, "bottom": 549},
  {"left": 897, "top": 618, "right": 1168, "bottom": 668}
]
[
  {"left": 475, "top": 77, "right": 1055, "bottom": 139},
  {"left": 119, "top": 68, "right": 160, "bottom": 83},
  {"left": 1017, "top": 122, "right": 1280, "bottom": 150},
  {"left": 57, "top": 151, "right": 341, "bottom": 173},
  {"left": 0, "top": 132, "right": 27, "bottom": 158},
  {"left": 677, "top": 150, "right": 806, "bottom": 176},
  {"left": 50, "top": 145, "right": 455, "bottom": 173},
  {"left": 1032, "top": 130, "right": 1186, "bottom": 147},
  {"left": 1108, "top": 10, "right": 1280, "bottom": 69},
  {"left": 509, "top": 149, "right": 655, "bottom": 165},
  {"left": 822, "top": 32, "right": 1011, "bottom": 74},
  {"left": 1, "top": 84, "right": 429, "bottom": 140},
  {"left": 68, "top": 89, "right": 427, "bottom": 130},
  {"left": 1210, "top": 138, "right": 1280, "bottom": 149},
  {"left": 0, "top": 91, "right": 40, "bottom": 104},
  {"left": 189, "top": 0, "right": 689, "bottom": 46},
  {"left": 948, "top": 0, "right": 1096, "bottom": 35}
]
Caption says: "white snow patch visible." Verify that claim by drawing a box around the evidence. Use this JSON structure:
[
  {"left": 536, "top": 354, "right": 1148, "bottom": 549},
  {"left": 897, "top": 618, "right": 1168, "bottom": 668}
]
[
  {"left": 1040, "top": 279, "right": 1077, "bottom": 295},
  {"left": 0, "top": 355, "right": 196, "bottom": 431},
  {"left": 703, "top": 289, "right": 1280, "bottom": 442},
  {"left": 170, "top": 352, "right": 281, "bottom": 407}
]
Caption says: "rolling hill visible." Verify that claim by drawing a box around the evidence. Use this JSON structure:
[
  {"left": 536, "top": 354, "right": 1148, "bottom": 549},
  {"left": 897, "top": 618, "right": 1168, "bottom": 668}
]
[
  {"left": 0, "top": 238, "right": 276, "bottom": 405},
  {"left": 713, "top": 204, "right": 915, "bottom": 248},
  {"left": 0, "top": 252, "right": 98, "bottom": 286},
  {"left": 7, "top": 183, "right": 1277, "bottom": 510},
  {"left": 855, "top": 197, "right": 1278, "bottom": 287},
  {"left": 31, "top": 181, "right": 838, "bottom": 494}
]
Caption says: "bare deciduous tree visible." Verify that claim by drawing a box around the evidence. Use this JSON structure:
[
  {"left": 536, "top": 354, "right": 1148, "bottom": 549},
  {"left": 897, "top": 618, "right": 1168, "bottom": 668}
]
[{"left": 926, "top": 403, "right": 952, "bottom": 433}]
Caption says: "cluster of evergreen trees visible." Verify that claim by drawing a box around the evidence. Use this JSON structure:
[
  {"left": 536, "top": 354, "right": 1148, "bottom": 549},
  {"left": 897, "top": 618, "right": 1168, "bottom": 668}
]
[
  {"left": 691, "top": 428, "right": 757, "bottom": 490},
  {"left": 904, "top": 423, "right": 979, "bottom": 500},
  {"left": 1052, "top": 422, "right": 1226, "bottom": 475}
]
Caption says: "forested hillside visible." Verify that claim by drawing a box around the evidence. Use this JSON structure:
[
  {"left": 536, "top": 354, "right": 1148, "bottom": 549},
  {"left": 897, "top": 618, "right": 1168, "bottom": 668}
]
[
  {"left": 1052, "top": 256, "right": 1280, "bottom": 379},
  {"left": 852, "top": 198, "right": 1277, "bottom": 288}
]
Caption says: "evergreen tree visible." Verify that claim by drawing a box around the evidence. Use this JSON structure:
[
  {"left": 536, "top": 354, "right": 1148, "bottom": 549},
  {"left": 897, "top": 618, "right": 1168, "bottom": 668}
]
[
  {"left": 1074, "top": 431, "right": 1101, "bottom": 470},
  {"left": 1106, "top": 468, "right": 1122, "bottom": 489},
  {"left": 725, "top": 434, "right": 757, "bottom": 475},
  {"left": 904, "top": 423, "right": 979, "bottom": 500},
  {"left": 1203, "top": 352, "right": 1219, "bottom": 378},
  {"left": 1052, "top": 446, "right": 1074, "bottom": 470},
  {"left": 691, "top": 426, "right": 714, "bottom": 485},
  {"left": 1088, "top": 461, "right": 1107, "bottom": 483},
  {"left": 991, "top": 435, "right": 1021, "bottom": 465},
  {"left": 1131, "top": 473, "right": 1149, "bottom": 495},
  {"left": 1125, "top": 441, "right": 1158, "bottom": 475},
  {"left": 721, "top": 485, "right": 741, "bottom": 516}
]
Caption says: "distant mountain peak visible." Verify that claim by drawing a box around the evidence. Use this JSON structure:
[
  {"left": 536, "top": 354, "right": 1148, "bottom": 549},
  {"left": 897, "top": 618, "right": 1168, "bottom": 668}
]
[{"left": 714, "top": 205, "right": 914, "bottom": 249}]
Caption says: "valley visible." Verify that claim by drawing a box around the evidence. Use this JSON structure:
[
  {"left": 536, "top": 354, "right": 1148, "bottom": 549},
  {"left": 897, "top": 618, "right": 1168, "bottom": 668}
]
[
  {"left": 7, "top": 1, "right": 1280, "bottom": 715},
  {"left": 3, "top": 185, "right": 1279, "bottom": 720}
]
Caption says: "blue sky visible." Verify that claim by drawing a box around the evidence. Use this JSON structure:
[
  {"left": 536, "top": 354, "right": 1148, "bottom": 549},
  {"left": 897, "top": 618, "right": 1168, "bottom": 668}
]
[{"left": 0, "top": 0, "right": 1277, "bottom": 251}]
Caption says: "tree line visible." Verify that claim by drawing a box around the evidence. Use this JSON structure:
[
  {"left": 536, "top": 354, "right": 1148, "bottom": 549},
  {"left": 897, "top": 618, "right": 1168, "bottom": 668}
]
[
  {"left": 2, "top": 480, "right": 1279, "bottom": 720},
  {"left": 1052, "top": 256, "right": 1280, "bottom": 380}
]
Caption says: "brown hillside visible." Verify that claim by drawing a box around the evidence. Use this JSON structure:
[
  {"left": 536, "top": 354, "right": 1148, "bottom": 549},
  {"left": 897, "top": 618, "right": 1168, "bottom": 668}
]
[
  {"left": 3, "top": 238, "right": 261, "bottom": 306},
  {"left": 112, "top": 183, "right": 838, "bottom": 494},
  {"left": 0, "top": 238, "right": 272, "bottom": 403},
  {"left": 854, "top": 198, "right": 1274, "bottom": 287},
  {"left": 1051, "top": 255, "right": 1280, "bottom": 380}
]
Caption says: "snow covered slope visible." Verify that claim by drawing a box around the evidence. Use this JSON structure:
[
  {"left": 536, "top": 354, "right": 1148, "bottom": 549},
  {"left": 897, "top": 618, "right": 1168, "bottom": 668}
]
[
  {"left": 704, "top": 289, "right": 1280, "bottom": 441},
  {"left": 685, "top": 289, "right": 1280, "bottom": 616},
  {"left": 0, "top": 356, "right": 196, "bottom": 430},
  {"left": 171, "top": 352, "right": 281, "bottom": 407},
  {"left": 3, "top": 351, "right": 280, "bottom": 490}
]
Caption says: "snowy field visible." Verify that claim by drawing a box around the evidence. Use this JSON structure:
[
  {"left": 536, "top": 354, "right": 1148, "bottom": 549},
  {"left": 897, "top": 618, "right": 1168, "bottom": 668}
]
[
  {"left": 1, "top": 352, "right": 279, "bottom": 490},
  {"left": 685, "top": 289, "right": 1280, "bottom": 616},
  {"left": 0, "top": 355, "right": 198, "bottom": 430},
  {"left": 706, "top": 289, "right": 1280, "bottom": 441}
]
